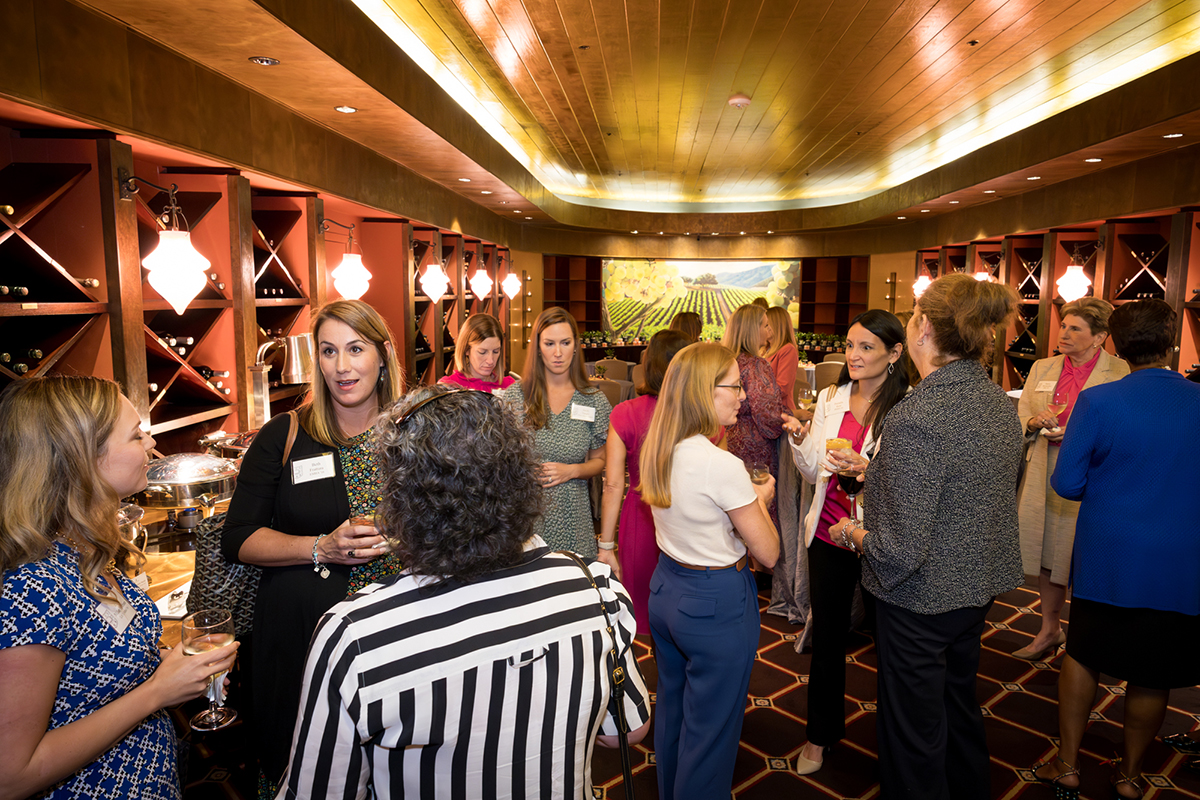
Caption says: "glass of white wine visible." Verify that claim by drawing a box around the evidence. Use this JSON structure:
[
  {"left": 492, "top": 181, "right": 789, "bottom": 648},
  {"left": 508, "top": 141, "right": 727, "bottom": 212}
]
[
  {"left": 1045, "top": 387, "right": 1069, "bottom": 433},
  {"left": 181, "top": 608, "right": 237, "bottom": 731},
  {"left": 796, "top": 387, "right": 815, "bottom": 415}
]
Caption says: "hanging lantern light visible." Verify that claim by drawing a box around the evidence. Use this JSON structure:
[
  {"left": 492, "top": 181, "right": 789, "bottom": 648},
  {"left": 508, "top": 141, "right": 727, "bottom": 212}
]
[
  {"left": 1056, "top": 244, "right": 1093, "bottom": 302},
  {"left": 319, "top": 219, "right": 371, "bottom": 300},
  {"left": 501, "top": 271, "right": 523, "bottom": 300},
  {"left": 420, "top": 263, "right": 450, "bottom": 303},
  {"left": 120, "top": 175, "right": 210, "bottom": 315},
  {"left": 469, "top": 267, "right": 493, "bottom": 300}
]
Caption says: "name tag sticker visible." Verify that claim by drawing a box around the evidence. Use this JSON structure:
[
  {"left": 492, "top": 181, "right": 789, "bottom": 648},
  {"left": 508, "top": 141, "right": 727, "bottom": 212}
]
[
  {"left": 292, "top": 453, "right": 336, "bottom": 484},
  {"left": 826, "top": 398, "right": 849, "bottom": 415},
  {"left": 1035, "top": 381, "right": 1057, "bottom": 393},
  {"left": 571, "top": 403, "right": 596, "bottom": 422},
  {"left": 95, "top": 595, "right": 135, "bottom": 635}
]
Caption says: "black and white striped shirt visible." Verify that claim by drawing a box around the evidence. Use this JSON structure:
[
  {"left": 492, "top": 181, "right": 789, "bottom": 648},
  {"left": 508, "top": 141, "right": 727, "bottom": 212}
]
[{"left": 277, "top": 537, "right": 650, "bottom": 799}]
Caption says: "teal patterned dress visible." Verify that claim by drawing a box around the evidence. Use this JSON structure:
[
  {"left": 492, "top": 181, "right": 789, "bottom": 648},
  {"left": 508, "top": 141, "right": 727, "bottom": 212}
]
[{"left": 340, "top": 428, "right": 402, "bottom": 595}]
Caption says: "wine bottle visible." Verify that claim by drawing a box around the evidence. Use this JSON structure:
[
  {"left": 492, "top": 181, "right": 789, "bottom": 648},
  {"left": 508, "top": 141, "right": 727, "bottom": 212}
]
[
  {"left": 73, "top": 276, "right": 101, "bottom": 288},
  {"left": 148, "top": 382, "right": 159, "bottom": 393},
  {"left": 13, "top": 363, "right": 29, "bottom": 375},
  {"left": 158, "top": 334, "right": 178, "bottom": 346},
  {"left": 26, "top": 349, "right": 43, "bottom": 360},
  {"left": 11, "top": 286, "right": 29, "bottom": 297},
  {"left": 0, "top": 352, "right": 10, "bottom": 362},
  {"left": 175, "top": 346, "right": 187, "bottom": 356},
  {"left": 196, "top": 365, "right": 230, "bottom": 380},
  {"left": 0, "top": 286, "right": 9, "bottom": 295}
]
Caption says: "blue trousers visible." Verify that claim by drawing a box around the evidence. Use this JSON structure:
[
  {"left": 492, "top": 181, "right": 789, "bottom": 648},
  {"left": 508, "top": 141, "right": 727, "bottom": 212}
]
[{"left": 648, "top": 553, "right": 759, "bottom": 800}]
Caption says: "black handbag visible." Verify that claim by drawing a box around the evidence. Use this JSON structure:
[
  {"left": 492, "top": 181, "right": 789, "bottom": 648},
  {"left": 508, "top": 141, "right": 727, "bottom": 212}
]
[
  {"left": 186, "top": 412, "right": 298, "bottom": 638},
  {"left": 557, "top": 550, "right": 638, "bottom": 798}
]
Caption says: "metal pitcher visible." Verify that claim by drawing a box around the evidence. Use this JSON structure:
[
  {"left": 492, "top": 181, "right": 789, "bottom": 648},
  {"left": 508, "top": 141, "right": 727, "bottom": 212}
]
[{"left": 279, "top": 333, "right": 314, "bottom": 385}]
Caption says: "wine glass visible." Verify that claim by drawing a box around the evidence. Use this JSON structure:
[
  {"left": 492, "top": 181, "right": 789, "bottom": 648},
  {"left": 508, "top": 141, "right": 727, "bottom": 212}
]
[
  {"left": 747, "top": 461, "right": 770, "bottom": 485},
  {"left": 181, "top": 608, "right": 237, "bottom": 731},
  {"left": 796, "top": 387, "right": 815, "bottom": 417},
  {"left": 1045, "top": 387, "right": 1068, "bottom": 433}
]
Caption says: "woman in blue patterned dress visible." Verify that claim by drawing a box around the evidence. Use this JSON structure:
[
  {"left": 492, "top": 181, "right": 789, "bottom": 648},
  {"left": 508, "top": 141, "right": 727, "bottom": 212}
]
[
  {"left": 501, "top": 307, "right": 609, "bottom": 556},
  {"left": 0, "top": 376, "right": 239, "bottom": 800}
]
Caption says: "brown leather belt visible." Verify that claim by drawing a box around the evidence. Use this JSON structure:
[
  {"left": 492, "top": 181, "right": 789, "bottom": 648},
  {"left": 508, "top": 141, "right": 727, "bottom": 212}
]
[{"left": 667, "top": 554, "right": 748, "bottom": 572}]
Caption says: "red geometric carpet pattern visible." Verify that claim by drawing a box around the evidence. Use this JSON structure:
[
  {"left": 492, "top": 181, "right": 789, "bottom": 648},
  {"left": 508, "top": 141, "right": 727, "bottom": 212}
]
[{"left": 591, "top": 582, "right": 1200, "bottom": 799}]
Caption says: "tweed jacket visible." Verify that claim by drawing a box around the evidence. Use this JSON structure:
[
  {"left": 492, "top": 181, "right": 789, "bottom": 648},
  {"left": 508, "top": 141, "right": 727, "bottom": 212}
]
[
  {"left": 1015, "top": 350, "right": 1128, "bottom": 582},
  {"left": 859, "top": 358, "right": 1024, "bottom": 614}
]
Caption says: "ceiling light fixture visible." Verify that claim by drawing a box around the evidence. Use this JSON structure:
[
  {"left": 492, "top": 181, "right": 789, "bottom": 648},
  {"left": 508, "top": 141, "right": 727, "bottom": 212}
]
[
  {"left": 318, "top": 217, "right": 372, "bottom": 300},
  {"left": 119, "top": 172, "right": 210, "bottom": 314},
  {"left": 920, "top": 209, "right": 930, "bottom": 213},
  {"left": 631, "top": 230, "right": 638, "bottom": 234},
  {"left": 480, "top": 190, "right": 493, "bottom": 195},
  {"left": 525, "top": 216, "right": 532, "bottom": 220},
  {"left": 335, "top": 105, "right": 357, "bottom": 114},
  {"left": 1027, "top": 176, "right": 1042, "bottom": 180},
  {"left": 1085, "top": 158, "right": 1103, "bottom": 163},
  {"left": 767, "top": 230, "right": 774, "bottom": 234},
  {"left": 248, "top": 56, "right": 280, "bottom": 66},
  {"left": 740, "top": 231, "right": 745, "bottom": 235},
  {"left": 711, "top": 232, "right": 718, "bottom": 235},
  {"left": 983, "top": 189, "right": 996, "bottom": 194},
  {"left": 458, "top": 177, "right": 471, "bottom": 182},
  {"left": 1163, "top": 133, "right": 1184, "bottom": 138},
  {"left": 727, "top": 93, "right": 751, "bottom": 109},
  {"left": 949, "top": 200, "right": 960, "bottom": 204},
  {"left": 897, "top": 216, "right": 907, "bottom": 220}
]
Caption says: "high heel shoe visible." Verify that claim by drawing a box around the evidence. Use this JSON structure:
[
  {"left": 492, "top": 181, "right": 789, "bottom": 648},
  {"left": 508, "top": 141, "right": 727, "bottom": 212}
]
[
  {"left": 1031, "top": 755, "right": 1080, "bottom": 799},
  {"left": 1110, "top": 766, "right": 1145, "bottom": 800},
  {"left": 1163, "top": 731, "right": 1200, "bottom": 754},
  {"left": 795, "top": 743, "right": 827, "bottom": 775},
  {"left": 1013, "top": 629, "right": 1067, "bottom": 661}
]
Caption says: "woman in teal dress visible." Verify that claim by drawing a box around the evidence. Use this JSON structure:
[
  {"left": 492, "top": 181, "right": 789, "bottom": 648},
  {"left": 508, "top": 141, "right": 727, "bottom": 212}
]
[{"left": 501, "top": 307, "right": 609, "bottom": 556}]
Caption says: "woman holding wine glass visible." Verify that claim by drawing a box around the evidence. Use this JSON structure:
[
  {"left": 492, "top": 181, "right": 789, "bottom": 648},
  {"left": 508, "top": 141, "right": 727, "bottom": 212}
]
[
  {"left": 781, "top": 308, "right": 909, "bottom": 775},
  {"left": 1014, "top": 297, "right": 1127, "bottom": 661},
  {"left": 0, "top": 376, "right": 238, "bottom": 800},
  {"left": 222, "top": 299, "right": 403, "bottom": 797},
  {"left": 438, "top": 313, "right": 515, "bottom": 392}
]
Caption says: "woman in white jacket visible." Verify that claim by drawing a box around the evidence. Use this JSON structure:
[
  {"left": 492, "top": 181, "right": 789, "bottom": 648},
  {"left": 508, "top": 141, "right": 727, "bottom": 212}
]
[{"left": 784, "top": 309, "right": 909, "bottom": 775}]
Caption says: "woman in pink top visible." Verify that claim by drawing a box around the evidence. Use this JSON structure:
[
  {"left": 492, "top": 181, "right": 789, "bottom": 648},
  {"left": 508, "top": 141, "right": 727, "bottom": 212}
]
[
  {"left": 598, "top": 329, "right": 692, "bottom": 635},
  {"left": 438, "top": 314, "right": 516, "bottom": 393},
  {"left": 761, "top": 305, "right": 800, "bottom": 412}
]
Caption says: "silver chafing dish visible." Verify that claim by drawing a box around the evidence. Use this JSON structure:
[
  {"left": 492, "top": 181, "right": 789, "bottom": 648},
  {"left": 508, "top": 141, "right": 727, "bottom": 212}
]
[
  {"left": 134, "top": 453, "right": 239, "bottom": 520},
  {"left": 197, "top": 429, "right": 260, "bottom": 462}
]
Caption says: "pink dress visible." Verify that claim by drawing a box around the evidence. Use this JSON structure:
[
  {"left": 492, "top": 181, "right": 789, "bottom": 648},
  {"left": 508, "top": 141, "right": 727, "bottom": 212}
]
[
  {"left": 610, "top": 394, "right": 658, "bottom": 635},
  {"left": 437, "top": 371, "right": 516, "bottom": 392}
]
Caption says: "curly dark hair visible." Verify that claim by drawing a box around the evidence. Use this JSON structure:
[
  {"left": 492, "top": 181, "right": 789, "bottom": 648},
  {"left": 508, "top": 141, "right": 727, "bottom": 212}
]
[
  {"left": 375, "top": 386, "right": 544, "bottom": 582},
  {"left": 1109, "top": 299, "right": 1176, "bottom": 366}
]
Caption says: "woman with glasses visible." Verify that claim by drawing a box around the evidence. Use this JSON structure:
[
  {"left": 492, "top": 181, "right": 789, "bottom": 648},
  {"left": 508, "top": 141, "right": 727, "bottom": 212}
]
[{"left": 640, "top": 342, "right": 779, "bottom": 799}]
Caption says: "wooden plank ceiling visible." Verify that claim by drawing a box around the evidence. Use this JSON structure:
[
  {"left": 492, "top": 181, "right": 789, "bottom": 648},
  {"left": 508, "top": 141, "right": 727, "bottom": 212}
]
[{"left": 365, "top": 0, "right": 1200, "bottom": 205}]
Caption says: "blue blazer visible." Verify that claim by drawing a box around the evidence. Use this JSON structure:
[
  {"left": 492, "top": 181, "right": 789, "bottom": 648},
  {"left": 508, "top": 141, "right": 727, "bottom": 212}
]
[{"left": 1052, "top": 368, "right": 1200, "bottom": 615}]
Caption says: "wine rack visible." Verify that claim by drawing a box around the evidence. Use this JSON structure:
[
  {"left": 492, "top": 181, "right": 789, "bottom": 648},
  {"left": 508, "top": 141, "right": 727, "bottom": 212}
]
[
  {"left": 250, "top": 197, "right": 311, "bottom": 407},
  {"left": 1111, "top": 230, "right": 1169, "bottom": 303}
]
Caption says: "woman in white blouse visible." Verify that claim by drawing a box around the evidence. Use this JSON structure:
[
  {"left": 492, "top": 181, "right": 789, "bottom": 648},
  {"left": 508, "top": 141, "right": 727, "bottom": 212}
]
[
  {"left": 639, "top": 342, "right": 779, "bottom": 800},
  {"left": 784, "top": 309, "right": 909, "bottom": 775}
]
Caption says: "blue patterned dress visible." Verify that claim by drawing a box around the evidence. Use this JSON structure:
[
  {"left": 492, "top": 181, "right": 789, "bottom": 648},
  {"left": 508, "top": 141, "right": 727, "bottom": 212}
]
[{"left": 0, "top": 541, "right": 179, "bottom": 799}]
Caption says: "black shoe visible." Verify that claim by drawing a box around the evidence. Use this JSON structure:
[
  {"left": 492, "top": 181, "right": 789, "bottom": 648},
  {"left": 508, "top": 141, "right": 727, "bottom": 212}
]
[{"left": 1163, "top": 732, "right": 1200, "bottom": 755}]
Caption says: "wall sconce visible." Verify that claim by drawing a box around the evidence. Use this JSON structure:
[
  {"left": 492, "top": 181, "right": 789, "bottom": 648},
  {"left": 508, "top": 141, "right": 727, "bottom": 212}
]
[
  {"left": 1056, "top": 243, "right": 1094, "bottom": 302},
  {"left": 412, "top": 238, "right": 449, "bottom": 303},
  {"left": 119, "top": 171, "right": 210, "bottom": 315},
  {"left": 501, "top": 271, "right": 523, "bottom": 299},
  {"left": 319, "top": 218, "right": 371, "bottom": 300}
]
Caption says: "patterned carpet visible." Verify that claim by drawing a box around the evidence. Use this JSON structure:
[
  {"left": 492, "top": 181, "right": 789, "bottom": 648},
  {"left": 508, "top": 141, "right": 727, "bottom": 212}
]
[{"left": 177, "top": 581, "right": 1200, "bottom": 799}]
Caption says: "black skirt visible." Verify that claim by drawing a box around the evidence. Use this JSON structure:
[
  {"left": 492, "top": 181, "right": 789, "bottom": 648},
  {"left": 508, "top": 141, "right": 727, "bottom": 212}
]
[{"left": 1066, "top": 596, "right": 1200, "bottom": 690}]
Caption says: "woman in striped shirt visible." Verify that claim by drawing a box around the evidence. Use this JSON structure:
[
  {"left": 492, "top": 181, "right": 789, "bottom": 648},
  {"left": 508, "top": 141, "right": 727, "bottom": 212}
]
[{"left": 278, "top": 386, "right": 650, "bottom": 800}]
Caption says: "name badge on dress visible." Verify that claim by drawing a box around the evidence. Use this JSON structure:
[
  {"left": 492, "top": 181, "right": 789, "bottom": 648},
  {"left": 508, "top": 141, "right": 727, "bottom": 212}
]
[
  {"left": 95, "top": 593, "right": 135, "bottom": 635},
  {"left": 826, "top": 397, "right": 849, "bottom": 415},
  {"left": 571, "top": 403, "right": 595, "bottom": 422},
  {"left": 292, "top": 453, "right": 336, "bottom": 484},
  {"left": 1035, "top": 380, "right": 1057, "bottom": 393}
]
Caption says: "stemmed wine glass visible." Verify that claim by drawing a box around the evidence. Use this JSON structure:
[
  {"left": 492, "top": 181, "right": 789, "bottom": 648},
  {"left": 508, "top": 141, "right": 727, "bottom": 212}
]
[
  {"left": 1045, "top": 386, "right": 1069, "bottom": 433},
  {"left": 796, "top": 387, "right": 815, "bottom": 417},
  {"left": 181, "top": 608, "right": 237, "bottom": 731}
]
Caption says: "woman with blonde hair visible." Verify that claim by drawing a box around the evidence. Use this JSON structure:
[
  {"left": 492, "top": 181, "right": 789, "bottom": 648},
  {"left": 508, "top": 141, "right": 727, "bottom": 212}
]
[
  {"left": 723, "top": 304, "right": 787, "bottom": 529},
  {"left": 1014, "top": 296, "right": 1127, "bottom": 661},
  {"left": 0, "top": 376, "right": 237, "bottom": 800},
  {"left": 222, "top": 298, "right": 403, "bottom": 796},
  {"left": 439, "top": 313, "right": 515, "bottom": 392},
  {"left": 640, "top": 342, "right": 779, "bottom": 799},
  {"left": 500, "top": 306, "right": 609, "bottom": 556},
  {"left": 761, "top": 304, "right": 800, "bottom": 412}
]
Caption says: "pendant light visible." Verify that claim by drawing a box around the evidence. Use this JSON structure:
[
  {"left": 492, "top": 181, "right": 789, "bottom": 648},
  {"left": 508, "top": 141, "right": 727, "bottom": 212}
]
[
  {"left": 319, "top": 219, "right": 371, "bottom": 300},
  {"left": 1056, "top": 244, "right": 1093, "bottom": 302},
  {"left": 119, "top": 174, "right": 210, "bottom": 315}
]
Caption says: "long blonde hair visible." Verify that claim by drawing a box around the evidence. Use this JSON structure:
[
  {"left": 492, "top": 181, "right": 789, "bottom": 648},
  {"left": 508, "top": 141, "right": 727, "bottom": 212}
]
[
  {"left": 638, "top": 343, "right": 734, "bottom": 508},
  {"left": 301, "top": 299, "right": 404, "bottom": 447},
  {"left": 454, "top": 313, "right": 507, "bottom": 382},
  {"left": 722, "top": 304, "right": 766, "bottom": 358},
  {"left": 520, "top": 307, "right": 594, "bottom": 430},
  {"left": 761, "top": 305, "right": 796, "bottom": 358},
  {"left": 0, "top": 376, "right": 144, "bottom": 602}
]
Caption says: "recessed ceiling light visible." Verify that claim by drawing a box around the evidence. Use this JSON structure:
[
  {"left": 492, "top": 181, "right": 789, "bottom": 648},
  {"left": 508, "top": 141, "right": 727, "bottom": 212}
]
[
  {"left": 631, "top": 230, "right": 638, "bottom": 234},
  {"left": 897, "top": 216, "right": 907, "bottom": 220},
  {"left": 499, "top": 200, "right": 508, "bottom": 204},
  {"left": 949, "top": 200, "right": 960, "bottom": 204},
  {"left": 335, "top": 105, "right": 357, "bottom": 114},
  {"left": 767, "top": 230, "right": 774, "bottom": 234},
  {"left": 1085, "top": 158, "right": 1103, "bottom": 163},
  {"left": 458, "top": 178, "right": 471, "bottom": 182},
  {"left": 248, "top": 56, "right": 280, "bottom": 66},
  {"left": 658, "top": 231, "right": 664, "bottom": 235},
  {"left": 1163, "top": 133, "right": 1184, "bottom": 138},
  {"left": 525, "top": 216, "right": 532, "bottom": 220},
  {"left": 983, "top": 190, "right": 996, "bottom": 194},
  {"left": 740, "top": 231, "right": 746, "bottom": 235},
  {"left": 1027, "top": 176, "right": 1041, "bottom": 181},
  {"left": 711, "top": 232, "right": 718, "bottom": 235},
  {"left": 513, "top": 210, "right": 521, "bottom": 213},
  {"left": 920, "top": 209, "right": 930, "bottom": 213},
  {"left": 480, "top": 190, "right": 493, "bottom": 195}
]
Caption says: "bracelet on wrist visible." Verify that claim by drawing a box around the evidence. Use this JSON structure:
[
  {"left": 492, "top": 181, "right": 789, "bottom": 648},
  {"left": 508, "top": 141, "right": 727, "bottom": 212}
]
[
  {"left": 839, "top": 520, "right": 860, "bottom": 554},
  {"left": 312, "top": 534, "right": 330, "bottom": 579},
  {"left": 597, "top": 539, "right": 617, "bottom": 551}
]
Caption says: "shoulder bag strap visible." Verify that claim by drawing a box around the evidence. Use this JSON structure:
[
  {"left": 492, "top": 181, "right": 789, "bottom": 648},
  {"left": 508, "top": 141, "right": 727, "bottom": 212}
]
[
  {"left": 557, "top": 550, "right": 636, "bottom": 798},
  {"left": 281, "top": 411, "right": 299, "bottom": 467}
]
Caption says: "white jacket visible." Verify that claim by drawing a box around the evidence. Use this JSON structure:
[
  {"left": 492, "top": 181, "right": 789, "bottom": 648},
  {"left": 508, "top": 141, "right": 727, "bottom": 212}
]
[{"left": 788, "top": 382, "right": 881, "bottom": 548}]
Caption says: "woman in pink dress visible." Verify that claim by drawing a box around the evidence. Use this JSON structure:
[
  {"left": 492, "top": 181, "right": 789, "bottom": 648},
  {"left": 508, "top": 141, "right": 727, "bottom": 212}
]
[
  {"left": 598, "top": 329, "right": 693, "bottom": 635},
  {"left": 438, "top": 314, "right": 516, "bottom": 393}
]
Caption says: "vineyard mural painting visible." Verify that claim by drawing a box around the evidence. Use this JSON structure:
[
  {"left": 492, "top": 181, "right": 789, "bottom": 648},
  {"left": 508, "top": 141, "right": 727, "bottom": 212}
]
[{"left": 603, "top": 260, "right": 800, "bottom": 341}]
